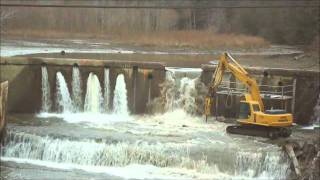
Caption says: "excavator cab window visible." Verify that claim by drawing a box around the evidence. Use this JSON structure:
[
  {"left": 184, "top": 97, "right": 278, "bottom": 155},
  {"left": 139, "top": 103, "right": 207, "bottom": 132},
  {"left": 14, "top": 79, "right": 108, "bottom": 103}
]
[
  {"left": 252, "top": 104, "right": 260, "bottom": 112},
  {"left": 239, "top": 102, "right": 250, "bottom": 119}
]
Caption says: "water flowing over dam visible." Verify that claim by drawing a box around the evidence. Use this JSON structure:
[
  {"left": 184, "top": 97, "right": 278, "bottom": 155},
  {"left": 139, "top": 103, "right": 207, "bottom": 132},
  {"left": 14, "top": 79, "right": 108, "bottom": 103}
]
[
  {"left": 84, "top": 73, "right": 103, "bottom": 113},
  {"left": 113, "top": 74, "right": 129, "bottom": 115},
  {"left": 56, "top": 72, "right": 74, "bottom": 113},
  {"left": 1, "top": 64, "right": 293, "bottom": 179},
  {"left": 149, "top": 67, "right": 207, "bottom": 115}
]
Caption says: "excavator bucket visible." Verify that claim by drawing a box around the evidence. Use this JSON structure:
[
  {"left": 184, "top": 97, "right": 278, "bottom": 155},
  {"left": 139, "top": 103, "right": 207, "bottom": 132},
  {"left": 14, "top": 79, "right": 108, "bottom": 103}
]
[{"left": 204, "top": 96, "right": 212, "bottom": 122}]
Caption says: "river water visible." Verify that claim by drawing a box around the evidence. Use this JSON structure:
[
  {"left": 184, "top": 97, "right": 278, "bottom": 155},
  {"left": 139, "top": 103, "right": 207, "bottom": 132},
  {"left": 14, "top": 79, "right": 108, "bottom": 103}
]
[
  {"left": 0, "top": 39, "right": 303, "bottom": 57},
  {"left": 1, "top": 111, "right": 290, "bottom": 180}
]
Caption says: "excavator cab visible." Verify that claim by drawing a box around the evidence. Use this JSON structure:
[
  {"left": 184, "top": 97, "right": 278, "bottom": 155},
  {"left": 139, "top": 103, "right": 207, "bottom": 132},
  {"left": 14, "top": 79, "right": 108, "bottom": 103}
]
[
  {"left": 234, "top": 100, "right": 292, "bottom": 138},
  {"left": 238, "top": 101, "right": 261, "bottom": 122},
  {"left": 239, "top": 101, "right": 251, "bottom": 119}
]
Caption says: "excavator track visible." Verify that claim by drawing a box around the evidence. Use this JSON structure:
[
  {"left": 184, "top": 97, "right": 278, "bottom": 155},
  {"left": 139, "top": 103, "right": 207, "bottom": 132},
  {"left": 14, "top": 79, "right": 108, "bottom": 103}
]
[{"left": 226, "top": 125, "right": 291, "bottom": 139}]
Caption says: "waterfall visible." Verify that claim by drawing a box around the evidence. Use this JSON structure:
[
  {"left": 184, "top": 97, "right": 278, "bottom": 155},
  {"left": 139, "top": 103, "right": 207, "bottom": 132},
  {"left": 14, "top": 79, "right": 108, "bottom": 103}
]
[
  {"left": 72, "top": 66, "right": 83, "bottom": 112},
  {"left": 41, "top": 66, "right": 51, "bottom": 112},
  {"left": 84, "top": 73, "right": 103, "bottom": 113},
  {"left": 2, "top": 131, "right": 184, "bottom": 167},
  {"left": 163, "top": 69, "right": 200, "bottom": 112},
  {"left": 147, "top": 71, "right": 177, "bottom": 113},
  {"left": 179, "top": 77, "right": 198, "bottom": 114},
  {"left": 148, "top": 69, "right": 207, "bottom": 114},
  {"left": 104, "top": 68, "right": 110, "bottom": 112},
  {"left": 56, "top": 72, "right": 74, "bottom": 113},
  {"left": 113, "top": 74, "right": 129, "bottom": 115},
  {"left": 235, "top": 151, "right": 290, "bottom": 178},
  {"left": 2, "top": 131, "right": 290, "bottom": 179},
  {"left": 164, "top": 71, "right": 177, "bottom": 111}
]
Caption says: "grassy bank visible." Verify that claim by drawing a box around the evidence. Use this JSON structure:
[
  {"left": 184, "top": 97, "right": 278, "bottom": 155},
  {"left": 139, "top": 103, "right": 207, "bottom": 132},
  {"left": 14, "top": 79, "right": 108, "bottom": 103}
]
[
  {"left": 112, "top": 31, "right": 269, "bottom": 49},
  {"left": 3, "top": 30, "right": 269, "bottom": 49}
]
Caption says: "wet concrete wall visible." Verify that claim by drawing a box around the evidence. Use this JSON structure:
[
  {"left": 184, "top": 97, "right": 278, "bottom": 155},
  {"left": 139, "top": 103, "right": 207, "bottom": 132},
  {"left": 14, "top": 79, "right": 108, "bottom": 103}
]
[
  {"left": 0, "top": 81, "right": 8, "bottom": 142},
  {"left": 0, "top": 57, "right": 165, "bottom": 114},
  {"left": 201, "top": 64, "right": 320, "bottom": 125}
]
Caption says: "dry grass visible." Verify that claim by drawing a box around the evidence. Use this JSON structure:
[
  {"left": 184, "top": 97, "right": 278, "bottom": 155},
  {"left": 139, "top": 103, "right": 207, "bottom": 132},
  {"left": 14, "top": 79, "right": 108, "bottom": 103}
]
[
  {"left": 3, "top": 30, "right": 269, "bottom": 49},
  {"left": 3, "top": 30, "right": 99, "bottom": 39},
  {"left": 113, "top": 31, "right": 269, "bottom": 49}
]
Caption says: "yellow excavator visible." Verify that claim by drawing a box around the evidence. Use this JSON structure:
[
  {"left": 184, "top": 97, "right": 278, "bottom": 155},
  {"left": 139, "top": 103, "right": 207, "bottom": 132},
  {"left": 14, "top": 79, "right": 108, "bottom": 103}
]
[{"left": 205, "top": 53, "right": 292, "bottom": 139}]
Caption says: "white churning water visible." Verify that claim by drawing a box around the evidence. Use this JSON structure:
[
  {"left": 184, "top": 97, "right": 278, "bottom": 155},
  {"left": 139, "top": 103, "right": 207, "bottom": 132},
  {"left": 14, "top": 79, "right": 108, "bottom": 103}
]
[
  {"left": 149, "top": 67, "right": 206, "bottom": 114},
  {"left": 1, "top": 130, "right": 290, "bottom": 180},
  {"left": 84, "top": 73, "right": 103, "bottom": 113},
  {"left": 56, "top": 72, "right": 74, "bottom": 113},
  {"left": 113, "top": 74, "right": 129, "bottom": 115},
  {"left": 41, "top": 66, "right": 52, "bottom": 112}
]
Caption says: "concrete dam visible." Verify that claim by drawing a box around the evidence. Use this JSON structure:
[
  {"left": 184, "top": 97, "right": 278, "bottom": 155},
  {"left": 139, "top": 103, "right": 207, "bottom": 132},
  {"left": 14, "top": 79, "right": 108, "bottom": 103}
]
[{"left": 0, "top": 56, "right": 319, "bottom": 179}]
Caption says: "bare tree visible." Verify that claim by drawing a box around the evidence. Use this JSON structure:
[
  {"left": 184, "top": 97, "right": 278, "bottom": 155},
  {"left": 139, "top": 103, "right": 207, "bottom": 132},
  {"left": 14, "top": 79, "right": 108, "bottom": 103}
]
[{"left": 0, "top": 8, "right": 16, "bottom": 33}]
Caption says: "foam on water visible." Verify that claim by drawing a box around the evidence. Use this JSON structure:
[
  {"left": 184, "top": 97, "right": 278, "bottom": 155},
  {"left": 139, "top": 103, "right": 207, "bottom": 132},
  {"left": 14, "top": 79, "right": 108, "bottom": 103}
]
[
  {"left": 0, "top": 157, "right": 192, "bottom": 180},
  {"left": 37, "top": 112, "right": 132, "bottom": 126},
  {"left": 145, "top": 109, "right": 202, "bottom": 126},
  {"left": 1, "top": 130, "right": 290, "bottom": 180},
  {"left": 0, "top": 156, "right": 290, "bottom": 180}
]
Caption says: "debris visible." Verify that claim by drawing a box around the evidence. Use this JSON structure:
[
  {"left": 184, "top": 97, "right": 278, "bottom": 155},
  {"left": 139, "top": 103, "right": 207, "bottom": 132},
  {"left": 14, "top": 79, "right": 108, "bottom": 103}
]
[{"left": 285, "top": 143, "right": 301, "bottom": 178}]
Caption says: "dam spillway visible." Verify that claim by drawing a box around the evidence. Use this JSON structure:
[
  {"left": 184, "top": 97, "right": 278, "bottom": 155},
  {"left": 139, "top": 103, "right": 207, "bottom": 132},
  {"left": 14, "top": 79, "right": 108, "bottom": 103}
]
[
  {"left": 56, "top": 71, "right": 74, "bottom": 113},
  {"left": 0, "top": 56, "right": 319, "bottom": 179},
  {"left": 84, "top": 72, "right": 104, "bottom": 113},
  {"left": 1, "top": 56, "right": 318, "bottom": 123}
]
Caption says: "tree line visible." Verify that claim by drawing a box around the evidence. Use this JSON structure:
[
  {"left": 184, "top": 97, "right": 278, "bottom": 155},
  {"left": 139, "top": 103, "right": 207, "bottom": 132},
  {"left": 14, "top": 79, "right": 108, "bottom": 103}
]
[{"left": 1, "top": 4, "right": 318, "bottom": 45}]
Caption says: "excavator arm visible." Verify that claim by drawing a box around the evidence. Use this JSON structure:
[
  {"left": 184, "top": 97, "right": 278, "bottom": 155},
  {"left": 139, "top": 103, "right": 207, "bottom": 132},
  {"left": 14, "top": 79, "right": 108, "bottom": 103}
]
[{"left": 205, "top": 53, "right": 264, "bottom": 118}]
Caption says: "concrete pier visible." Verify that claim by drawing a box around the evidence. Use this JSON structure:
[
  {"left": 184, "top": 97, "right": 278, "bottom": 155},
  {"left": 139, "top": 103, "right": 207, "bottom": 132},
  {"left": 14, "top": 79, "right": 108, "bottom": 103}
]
[{"left": 0, "top": 81, "right": 8, "bottom": 142}]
